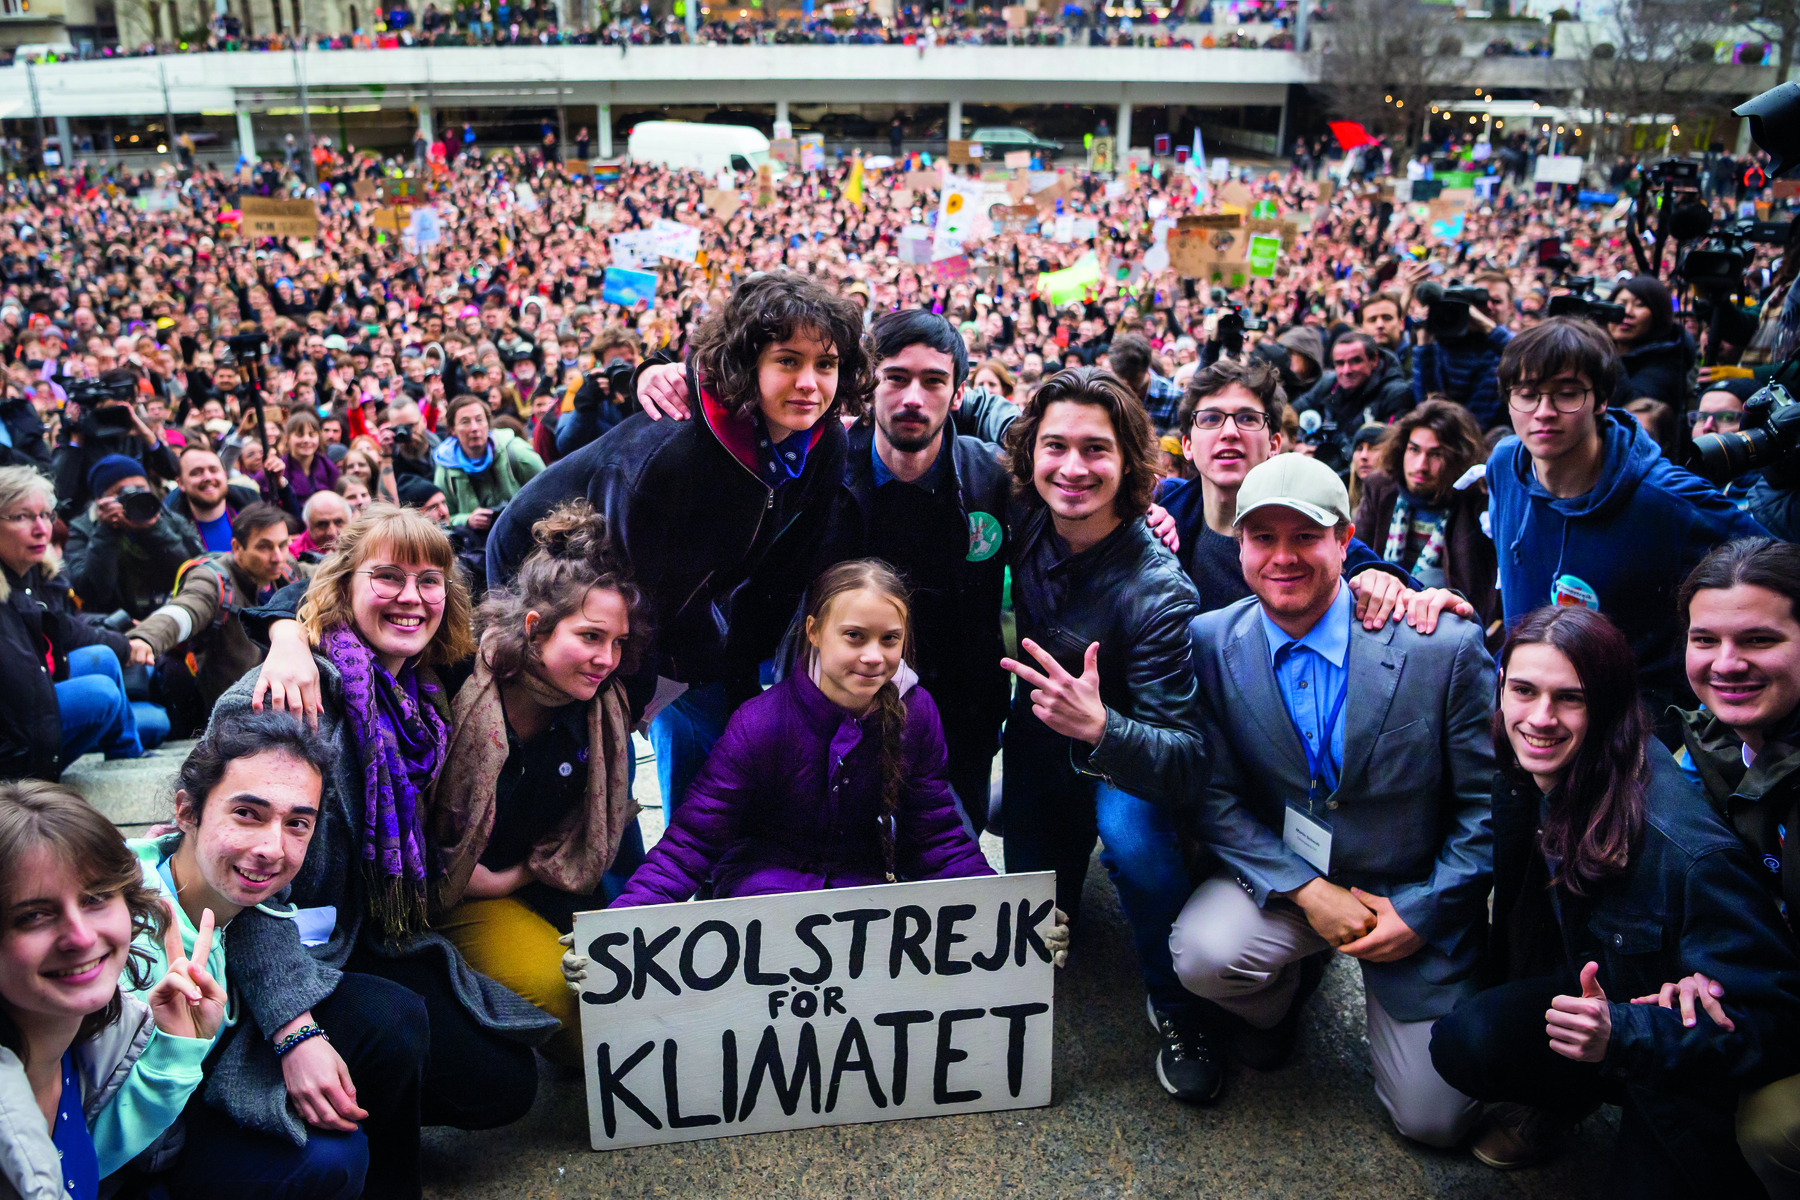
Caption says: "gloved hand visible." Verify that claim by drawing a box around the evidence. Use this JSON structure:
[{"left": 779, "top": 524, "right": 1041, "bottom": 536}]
[
  {"left": 1044, "top": 908, "right": 1071, "bottom": 969},
  {"left": 557, "top": 932, "right": 589, "bottom": 994}
]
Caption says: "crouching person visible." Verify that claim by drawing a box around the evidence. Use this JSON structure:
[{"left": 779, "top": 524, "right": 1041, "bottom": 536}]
[
  {"left": 0, "top": 781, "right": 225, "bottom": 1200},
  {"left": 1429, "top": 606, "right": 1800, "bottom": 1198},
  {"left": 1172, "top": 454, "right": 1493, "bottom": 1139}
]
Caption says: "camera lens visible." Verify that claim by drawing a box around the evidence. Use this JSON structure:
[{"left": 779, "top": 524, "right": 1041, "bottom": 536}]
[
  {"left": 1690, "top": 429, "right": 1773, "bottom": 485},
  {"left": 119, "top": 488, "right": 162, "bottom": 524}
]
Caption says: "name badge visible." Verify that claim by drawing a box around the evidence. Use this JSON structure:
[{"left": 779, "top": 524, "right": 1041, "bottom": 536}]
[{"left": 1283, "top": 804, "right": 1333, "bottom": 875}]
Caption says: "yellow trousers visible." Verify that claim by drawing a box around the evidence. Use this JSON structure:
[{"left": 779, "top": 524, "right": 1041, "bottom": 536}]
[{"left": 435, "top": 895, "right": 583, "bottom": 1070}]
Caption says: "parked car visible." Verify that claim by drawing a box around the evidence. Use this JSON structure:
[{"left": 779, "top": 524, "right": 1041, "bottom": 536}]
[{"left": 968, "top": 125, "right": 1063, "bottom": 156}]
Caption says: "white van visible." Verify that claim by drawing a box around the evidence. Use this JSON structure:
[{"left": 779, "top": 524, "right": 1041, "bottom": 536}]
[
  {"left": 10, "top": 43, "right": 77, "bottom": 64},
  {"left": 626, "top": 121, "right": 786, "bottom": 178}
]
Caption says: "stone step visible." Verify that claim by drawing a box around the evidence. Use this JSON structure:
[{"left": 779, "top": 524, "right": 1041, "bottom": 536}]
[{"left": 61, "top": 739, "right": 197, "bottom": 840}]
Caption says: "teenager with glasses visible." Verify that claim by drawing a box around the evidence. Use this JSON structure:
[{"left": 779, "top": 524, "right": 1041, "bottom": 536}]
[
  {"left": 207, "top": 505, "right": 555, "bottom": 1200},
  {"left": 1486, "top": 317, "right": 1765, "bottom": 726}
]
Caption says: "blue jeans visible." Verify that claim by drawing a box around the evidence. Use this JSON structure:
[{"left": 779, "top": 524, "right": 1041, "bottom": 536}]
[
  {"left": 57, "top": 645, "right": 145, "bottom": 761},
  {"left": 648, "top": 682, "right": 732, "bottom": 816},
  {"left": 1001, "top": 709, "right": 1191, "bottom": 1013}
]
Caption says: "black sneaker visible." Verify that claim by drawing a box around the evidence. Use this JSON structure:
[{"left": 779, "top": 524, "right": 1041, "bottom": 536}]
[
  {"left": 1229, "top": 951, "right": 1328, "bottom": 1071},
  {"left": 1152, "top": 1006, "right": 1224, "bottom": 1104}
]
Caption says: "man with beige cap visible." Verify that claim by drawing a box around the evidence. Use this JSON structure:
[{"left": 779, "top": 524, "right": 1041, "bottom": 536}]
[{"left": 1169, "top": 453, "right": 1496, "bottom": 1144}]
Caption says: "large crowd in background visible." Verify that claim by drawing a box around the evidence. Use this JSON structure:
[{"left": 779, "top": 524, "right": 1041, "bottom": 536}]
[{"left": 0, "top": 118, "right": 1798, "bottom": 1200}]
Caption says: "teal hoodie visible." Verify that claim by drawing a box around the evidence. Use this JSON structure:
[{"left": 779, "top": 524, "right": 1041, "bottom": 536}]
[{"left": 90, "top": 836, "right": 236, "bottom": 1178}]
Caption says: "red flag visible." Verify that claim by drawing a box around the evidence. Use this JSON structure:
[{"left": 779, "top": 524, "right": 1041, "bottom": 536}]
[{"left": 1329, "top": 121, "right": 1379, "bottom": 151}]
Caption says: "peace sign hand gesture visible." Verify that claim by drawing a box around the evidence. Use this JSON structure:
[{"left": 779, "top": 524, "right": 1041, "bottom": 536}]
[
  {"left": 1001, "top": 639, "right": 1108, "bottom": 747},
  {"left": 147, "top": 904, "right": 228, "bottom": 1042}
]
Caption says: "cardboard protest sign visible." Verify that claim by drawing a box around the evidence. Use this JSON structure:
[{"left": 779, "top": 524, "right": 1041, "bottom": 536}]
[
  {"left": 1178, "top": 213, "right": 1242, "bottom": 231},
  {"left": 601, "top": 265, "right": 658, "bottom": 307},
  {"left": 1248, "top": 233, "right": 1281, "bottom": 279},
  {"left": 1246, "top": 218, "right": 1301, "bottom": 243},
  {"left": 947, "top": 141, "right": 982, "bottom": 165},
  {"left": 1004, "top": 150, "right": 1031, "bottom": 170},
  {"left": 1207, "top": 262, "right": 1251, "bottom": 289},
  {"left": 575, "top": 873, "right": 1056, "bottom": 1150},
  {"left": 769, "top": 139, "right": 799, "bottom": 165},
  {"left": 756, "top": 164, "right": 776, "bottom": 206},
  {"left": 1006, "top": 175, "right": 1032, "bottom": 202},
  {"left": 904, "top": 170, "right": 939, "bottom": 195},
  {"left": 238, "top": 196, "right": 319, "bottom": 239},
  {"left": 380, "top": 178, "right": 431, "bottom": 203},
  {"left": 990, "top": 204, "right": 1039, "bottom": 233},
  {"left": 1217, "top": 181, "right": 1255, "bottom": 211},
  {"left": 652, "top": 218, "right": 702, "bottom": 264},
  {"left": 1316, "top": 180, "right": 1335, "bottom": 204},
  {"left": 609, "top": 229, "right": 660, "bottom": 271},
  {"left": 369, "top": 207, "right": 408, "bottom": 235},
  {"left": 352, "top": 179, "right": 379, "bottom": 200},
  {"left": 931, "top": 254, "right": 972, "bottom": 282},
  {"left": 703, "top": 189, "right": 741, "bottom": 220},
  {"left": 1167, "top": 227, "right": 1246, "bottom": 277}
]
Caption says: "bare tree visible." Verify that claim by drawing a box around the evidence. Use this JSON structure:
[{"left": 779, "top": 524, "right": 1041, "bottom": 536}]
[
  {"left": 1316, "top": 0, "right": 1468, "bottom": 152},
  {"left": 1577, "top": 0, "right": 1734, "bottom": 161},
  {"left": 1724, "top": 0, "right": 1800, "bottom": 77}
]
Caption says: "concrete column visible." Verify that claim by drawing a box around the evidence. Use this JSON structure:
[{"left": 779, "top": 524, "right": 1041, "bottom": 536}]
[
  {"left": 1294, "top": 0, "right": 1307, "bottom": 51},
  {"left": 948, "top": 99, "right": 962, "bottom": 141},
  {"left": 774, "top": 99, "right": 791, "bottom": 140},
  {"left": 415, "top": 105, "right": 434, "bottom": 143},
  {"left": 53, "top": 114, "right": 71, "bottom": 162},
  {"left": 598, "top": 104, "right": 613, "bottom": 158},
  {"left": 236, "top": 110, "right": 257, "bottom": 162},
  {"left": 1116, "top": 101, "right": 1131, "bottom": 154},
  {"left": 683, "top": 0, "right": 696, "bottom": 39}
]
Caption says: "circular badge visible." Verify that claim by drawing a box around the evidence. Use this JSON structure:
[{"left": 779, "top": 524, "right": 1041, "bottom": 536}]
[
  {"left": 558, "top": 762, "right": 573, "bottom": 777},
  {"left": 966, "top": 511, "right": 1003, "bottom": 562}
]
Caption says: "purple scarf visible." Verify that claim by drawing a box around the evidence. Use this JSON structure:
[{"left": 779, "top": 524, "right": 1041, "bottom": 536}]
[{"left": 322, "top": 626, "right": 449, "bottom": 938}]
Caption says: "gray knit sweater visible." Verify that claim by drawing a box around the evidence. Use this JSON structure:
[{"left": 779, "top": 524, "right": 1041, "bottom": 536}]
[{"left": 206, "top": 656, "right": 558, "bottom": 1146}]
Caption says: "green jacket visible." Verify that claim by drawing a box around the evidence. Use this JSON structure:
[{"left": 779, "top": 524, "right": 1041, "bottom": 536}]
[
  {"left": 433, "top": 428, "right": 545, "bottom": 527},
  {"left": 1676, "top": 707, "right": 1800, "bottom": 927}
]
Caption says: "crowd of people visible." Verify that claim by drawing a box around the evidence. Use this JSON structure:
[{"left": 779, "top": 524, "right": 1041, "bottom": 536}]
[{"left": 0, "top": 120, "right": 1797, "bottom": 1200}]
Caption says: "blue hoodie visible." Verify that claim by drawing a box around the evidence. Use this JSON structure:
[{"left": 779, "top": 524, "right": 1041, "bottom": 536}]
[{"left": 1488, "top": 409, "right": 1768, "bottom": 696}]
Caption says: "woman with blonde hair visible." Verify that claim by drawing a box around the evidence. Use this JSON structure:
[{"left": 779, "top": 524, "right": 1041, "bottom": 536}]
[{"left": 211, "top": 505, "right": 551, "bottom": 1198}]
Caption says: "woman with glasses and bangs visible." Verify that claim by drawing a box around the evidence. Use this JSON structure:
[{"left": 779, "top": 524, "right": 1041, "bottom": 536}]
[{"left": 203, "top": 504, "right": 558, "bottom": 1200}]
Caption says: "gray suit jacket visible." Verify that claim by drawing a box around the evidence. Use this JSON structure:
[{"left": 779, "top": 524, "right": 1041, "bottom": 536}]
[{"left": 1184, "top": 595, "right": 1496, "bottom": 1021}]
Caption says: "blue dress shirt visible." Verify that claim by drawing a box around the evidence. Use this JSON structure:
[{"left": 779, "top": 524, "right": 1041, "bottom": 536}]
[{"left": 1259, "top": 581, "right": 1353, "bottom": 794}]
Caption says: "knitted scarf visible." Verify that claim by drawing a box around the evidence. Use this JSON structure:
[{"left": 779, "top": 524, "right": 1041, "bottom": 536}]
[
  {"left": 1382, "top": 487, "right": 1447, "bottom": 577},
  {"left": 321, "top": 625, "right": 449, "bottom": 938}
]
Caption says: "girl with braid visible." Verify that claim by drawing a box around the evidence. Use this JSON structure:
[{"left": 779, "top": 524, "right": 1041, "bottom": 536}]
[{"left": 608, "top": 560, "right": 994, "bottom": 906}]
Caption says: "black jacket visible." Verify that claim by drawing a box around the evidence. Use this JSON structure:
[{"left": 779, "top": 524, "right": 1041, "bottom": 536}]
[
  {"left": 1490, "top": 754, "right": 1800, "bottom": 1189},
  {"left": 1294, "top": 348, "right": 1415, "bottom": 472},
  {"left": 1006, "top": 507, "right": 1208, "bottom": 804},
  {"left": 0, "top": 564, "right": 130, "bottom": 780},
  {"left": 0, "top": 395, "right": 51, "bottom": 473},
  {"left": 487, "top": 358, "right": 847, "bottom": 703},
  {"left": 818, "top": 421, "right": 1012, "bottom": 764},
  {"left": 51, "top": 426, "right": 180, "bottom": 520},
  {"left": 1620, "top": 328, "right": 1696, "bottom": 408},
  {"left": 63, "top": 506, "right": 205, "bottom": 622}
]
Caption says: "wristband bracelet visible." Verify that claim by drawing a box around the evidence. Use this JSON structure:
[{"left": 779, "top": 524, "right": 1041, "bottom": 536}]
[{"left": 274, "top": 1023, "right": 328, "bottom": 1058}]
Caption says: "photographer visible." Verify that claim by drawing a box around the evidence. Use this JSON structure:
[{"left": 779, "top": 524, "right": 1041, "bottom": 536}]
[
  {"left": 1411, "top": 284, "right": 1514, "bottom": 432},
  {"left": 0, "top": 376, "right": 50, "bottom": 472},
  {"left": 432, "top": 394, "right": 544, "bottom": 532},
  {"left": 51, "top": 369, "right": 179, "bottom": 520},
  {"left": 1611, "top": 276, "right": 1696, "bottom": 408},
  {"left": 553, "top": 356, "right": 636, "bottom": 458},
  {"left": 64, "top": 455, "right": 204, "bottom": 624},
  {"left": 1294, "top": 332, "right": 1416, "bottom": 473}
]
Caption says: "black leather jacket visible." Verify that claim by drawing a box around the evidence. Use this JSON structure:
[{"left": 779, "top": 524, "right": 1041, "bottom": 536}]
[
  {"left": 1490, "top": 754, "right": 1800, "bottom": 1189},
  {"left": 1007, "top": 505, "right": 1209, "bottom": 804},
  {"left": 487, "top": 358, "right": 846, "bottom": 702}
]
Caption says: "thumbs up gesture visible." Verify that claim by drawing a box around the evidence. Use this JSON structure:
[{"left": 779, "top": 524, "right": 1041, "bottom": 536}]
[
  {"left": 1002, "top": 639, "right": 1107, "bottom": 747},
  {"left": 1546, "top": 961, "right": 1613, "bottom": 1063}
]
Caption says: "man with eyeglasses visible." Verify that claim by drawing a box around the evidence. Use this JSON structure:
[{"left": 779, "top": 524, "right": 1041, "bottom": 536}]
[
  {"left": 1153, "top": 357, "right": 1470, "bottom": 628},
  {"left": 1690, "top": 379, "right": 1759, "bottom": 512},
  {"left": 1488, "top": 317, "right": 1764, "bottom": 721}
]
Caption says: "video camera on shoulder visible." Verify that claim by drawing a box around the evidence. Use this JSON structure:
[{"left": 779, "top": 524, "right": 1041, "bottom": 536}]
[
  {"left": 1216, "top": 304, "right": 1267, "bottom": 353},
  {"left": 1546, "top": 276, "right": 1626, "bottom": 326},
  {"left": 226, "top": 331, "right": 269, "bottom": 364},
  {"left": 1691, "top": 383, "right": 1800, "bottom": 485},
  {"left": 67, "top": 375, "right": 139, "bottom": 432},
  {"left": 1416, "top": 281, "right": 1492, "bottom": 340}
]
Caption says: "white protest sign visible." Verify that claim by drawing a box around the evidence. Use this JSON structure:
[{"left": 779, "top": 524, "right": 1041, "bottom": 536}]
[
  {"left": 1209, "top": 157, "right": 1230, "bottom": 182},
  {"left": 651, "top": 218, "right": 702, "bottom": 263},
  {"left": 406, "top": 206, "right": 442, "bottom": 247},
  {"left": 515, "top": 183, "right": 539, "bottom": 212},
  {"left": 575, "top": 872, "right": 1057, "bottom": 1151},
  {"left": 932, "top": 175, "right": 986, "bottom": 261},
  {"left": 1534, "top": 155, "right": 1585, "bottom": 185},
  {"left": 609, "top": 229, "right": 660, "bottom": 270}
]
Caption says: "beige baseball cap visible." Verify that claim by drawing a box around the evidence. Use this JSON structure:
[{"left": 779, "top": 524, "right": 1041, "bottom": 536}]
[{"left": 1233, "top": 454, "right": 1351, "bottom": 529}]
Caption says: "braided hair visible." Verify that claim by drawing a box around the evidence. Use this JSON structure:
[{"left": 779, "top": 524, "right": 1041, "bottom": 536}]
[{"left": 802, "top": 560, "right": 914, "bottom": 883}]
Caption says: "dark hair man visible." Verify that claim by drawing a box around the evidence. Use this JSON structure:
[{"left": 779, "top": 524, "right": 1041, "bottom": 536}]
[
  {"left": 1489, "top": 317, "right": 1764, "bottom": 715},
  {"left": 998, "top": 365, "right": 1215, "bottom": 1104},
  {"left": 1173, "top": 454, "right": 1495, "bottom": 1141},
  {"left": 1414, "top": 288, "right": 1512, "bottom": 431},
  {"left": 168, "top": 443, "right": 261, "bottom": 554},
  {"left": 1352, "top": 399, "right": 1499, "bottom": 637},
  {"left": 1106, "top": 333, "right": 1184, "bottom": 435},
  {"left": 1294, "top": 331, "right": 1415, "bottom": 472}
]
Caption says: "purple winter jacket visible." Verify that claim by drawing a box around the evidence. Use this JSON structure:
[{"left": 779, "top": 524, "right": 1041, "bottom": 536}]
[{"left": 612, "top": 669, "right": 994, "bottom": 906}]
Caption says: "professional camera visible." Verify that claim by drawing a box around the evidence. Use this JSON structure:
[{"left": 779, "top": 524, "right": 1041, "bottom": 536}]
[
  {"left": 114, "top": 485, "right": 162, "bottom": 525},
  {"left": 1417, "top": 282, "right": 1492, "bottom": 340},
  {"left": 1216, "top": 304, "right": 1267, "bottom": 354},
  {"left": 1690, "top": 383, "right": 1800, "bottom": 484},
  {"left": 1546, "top": 276, "right": 1627, "bottom": 326},
  {"left": 1646, "top": 158, "right": 1701, "bottom": 187},
  {"left": 1682, "top": 217, "right": 1794, "bottom": 296},
  {"left": 226, "top": 330, "right": 269, "bottom": 363}
]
